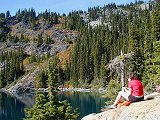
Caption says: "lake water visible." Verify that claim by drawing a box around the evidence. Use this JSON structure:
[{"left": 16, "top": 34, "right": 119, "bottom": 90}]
[
  {"left": 0, "top": 92, "right": 26, "bottom": 120},
  {"left": 0, "top": 91, "right": 107, "bottom": 120},
  {"left": 57, "top": 92, "right": 107, "bottom": 119}
]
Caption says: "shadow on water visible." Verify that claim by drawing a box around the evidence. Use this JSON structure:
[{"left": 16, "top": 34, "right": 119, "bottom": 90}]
[
  {"left": 57, "top": 92, "right": 107, "bottom": 120},
  {"left": 0, "top": 92, "right": 35, "bottom": 120}
]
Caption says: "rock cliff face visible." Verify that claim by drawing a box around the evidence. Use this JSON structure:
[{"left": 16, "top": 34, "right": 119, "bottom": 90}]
[{"left": 82, "top": 94, "right": 160, "bottom": 120}]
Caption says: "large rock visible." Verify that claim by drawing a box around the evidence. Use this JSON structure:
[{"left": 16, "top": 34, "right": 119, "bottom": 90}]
[{"left": 82, "top": 94, "right": 160, "bottom": 120}]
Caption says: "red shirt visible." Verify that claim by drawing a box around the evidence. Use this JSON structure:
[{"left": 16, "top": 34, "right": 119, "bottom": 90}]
[{"left": 128, "top": 79, "right": 144, "bottom": 97}]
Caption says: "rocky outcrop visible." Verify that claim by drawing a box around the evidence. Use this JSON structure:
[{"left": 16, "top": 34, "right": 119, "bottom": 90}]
[
  {"left": 7, "top": 68, "right": 39, "bottom": 94},
  {"left": 82, "top": 93, "right": 160, "bottom": 120},
  {"left": 6, "top": 62, "right": 46, "bottom": 94},
  {"left": 10, "top": 21, "right": 77, "bottom": 43},
  {"left": 1, "top": 18, "right": 77, "bottom": 56},
  {"left": 0, "top": 42, "right": 70, "bottom": 57}
]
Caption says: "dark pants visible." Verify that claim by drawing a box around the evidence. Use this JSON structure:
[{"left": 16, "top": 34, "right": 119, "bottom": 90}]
[{"left": 128, "top": 95, "right": 144, "bottom": 103}]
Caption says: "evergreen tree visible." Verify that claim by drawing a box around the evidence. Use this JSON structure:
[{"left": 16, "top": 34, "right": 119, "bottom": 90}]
[
  {"left": 151, "top": 1, "right": 160, "bottom": 42},
  {"left": 36, "top": 70, "right": 48, "bottom": 88},
  {"left": 25, "top": 91, "right": 47, "bottom": 120},
  {"left": 128, "top": 13, "right": 144, "bottom": 77},
  {"left": 143, "top": 1, "right": 160, "bottom": 91},
  {"left": 25, "top": 57, "right": 78, "bottom": 120},
  {"left": 47, "top": 57, "right": 60, "bottom": 101},
  {"left": 6, "top": 10, "right": 11, "bottom": 19},
  {"left": 99, "top": 54, "right": 107, "bottom": 86}
]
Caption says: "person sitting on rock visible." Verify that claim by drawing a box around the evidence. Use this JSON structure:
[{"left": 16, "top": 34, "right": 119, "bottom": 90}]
[{"left": 113, "top": 72, "right": 144, "bottom": 107}]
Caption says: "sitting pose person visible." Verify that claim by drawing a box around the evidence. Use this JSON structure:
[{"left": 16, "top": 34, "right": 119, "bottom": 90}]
[{"left": 113, "top": 73, "right": 144, "bottom": 107}]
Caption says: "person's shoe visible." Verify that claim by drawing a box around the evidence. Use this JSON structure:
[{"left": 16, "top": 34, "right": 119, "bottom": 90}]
[{"left": 107, "top": 104, "right": 117, "bottom": 109}]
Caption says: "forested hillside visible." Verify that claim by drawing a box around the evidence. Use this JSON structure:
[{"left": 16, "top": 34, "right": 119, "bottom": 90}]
[
  {"left": 0, "top": 0, "right": 159, "bottom": 93},
  {"left": 0, "top": 0, "right": 159, "bottom": 119},
  {"left": 68, "top": 0, "right": 160, "bottom": 93}
]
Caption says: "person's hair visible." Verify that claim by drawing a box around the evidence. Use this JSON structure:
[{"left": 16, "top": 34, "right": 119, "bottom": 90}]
[
  {"left": 128, "top": 72, "right": 141, "bottom": 80},
  {"left": 128, "top": 72, "right": 134, "bottom": 79}
]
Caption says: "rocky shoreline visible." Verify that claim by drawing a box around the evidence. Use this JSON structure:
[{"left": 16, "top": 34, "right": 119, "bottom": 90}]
[
  {"left": 59, "top": 87, "right": 107, "bottom": 93},
  {"left": 0, "top": 87, "right": 107, "bottom": 95},
  {"left": 0, "top": 86, "right": 106, "bottom": 108}
]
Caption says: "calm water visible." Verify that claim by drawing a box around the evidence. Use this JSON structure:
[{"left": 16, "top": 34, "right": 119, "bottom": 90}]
[
  {"left": 0, "top": 91, "right": 107, "bottom": 120},
  {"left": 0, "top": 92, "right": 26, "bottom": 120},
  {"left": 57, "top": 92, "right": 107, "bottom": 120}
]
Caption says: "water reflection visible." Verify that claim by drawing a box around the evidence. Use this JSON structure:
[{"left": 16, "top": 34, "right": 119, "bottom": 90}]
[
  {"left": 0, "top": 92, "right": 26, "bottom": 120},
  {"left": 57, "top": 92, "right": 107, "bottom": 120},
  {"left": 0, "top": 92, "right": 34, "bottom": 120},
  {"left": 0, "top": 91, "right": 107, "bottom": 120}
]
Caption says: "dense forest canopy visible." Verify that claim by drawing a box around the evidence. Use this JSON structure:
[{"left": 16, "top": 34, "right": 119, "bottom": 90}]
[
  {"left": 0, "top": 0, "right": 159, "bottom": 95},
  {"left": 69, "top": 0, "right": 160, "bottom": 92}
]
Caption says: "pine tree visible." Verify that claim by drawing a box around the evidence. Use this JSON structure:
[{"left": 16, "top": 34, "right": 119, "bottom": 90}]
[
  {"left": 151, "top": 1, "right": 160, "bottom": 42},
  {"left": 25, "top": 91, "right": 47, "bottom": 120},
  {"left": 99, "top": 54, "right": 107, "bottom": 86},
  {"left": 36, "top": 70, "right": 48, "bottom": 88},
  {"left": 6, "top": 10, "right": 11, "bottom": 19},
  {"left": 128, "top": 13, "right": 144, "bottom": 77},
  {"left": 25, "top": 57, "right": 78, "bottom": 120},
  {"left": 48, "top": 57, "right": 59, "bottom": 101},
  {"left": 143, "top": 1, "right": 160, "bottom": 91}
]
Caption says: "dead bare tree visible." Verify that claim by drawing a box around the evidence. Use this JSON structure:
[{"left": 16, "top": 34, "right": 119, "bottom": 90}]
[{"left": 108, "top": 51, "right": 134, "bottom": 89}]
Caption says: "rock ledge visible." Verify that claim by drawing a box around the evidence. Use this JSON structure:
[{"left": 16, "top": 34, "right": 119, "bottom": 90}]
[{"left": 82, "top": 94, "right": 160, "bottom": 120}]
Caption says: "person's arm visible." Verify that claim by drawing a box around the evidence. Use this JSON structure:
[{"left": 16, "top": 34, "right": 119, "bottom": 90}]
[
  {"left": 127, "top": 87, "right": 132, "bottom": 95},
  {"left": 128, "top": 81, "right": 132, "bottom": 95},
  {"left": 123, "top": 87, "right": 132, "bottom": 95}
]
